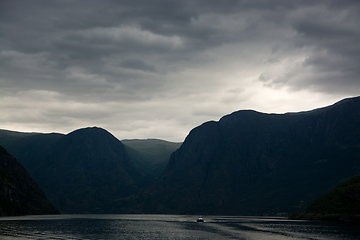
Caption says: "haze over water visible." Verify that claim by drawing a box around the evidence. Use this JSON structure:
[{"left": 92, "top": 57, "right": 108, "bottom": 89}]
[{"left": 1, "top": 215, "right": 359, "bottom": 240}]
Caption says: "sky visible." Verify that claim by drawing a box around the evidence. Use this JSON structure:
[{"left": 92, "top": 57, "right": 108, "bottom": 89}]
[{"left": 0, "top": 0, "right": 359, "bottom": 142}]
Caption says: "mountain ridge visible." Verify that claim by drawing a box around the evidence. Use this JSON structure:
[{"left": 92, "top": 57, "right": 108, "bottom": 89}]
[
  {"left": 0, "top": 96, "right": 358, "bottom": 215},
  {"left": 0, "top": 127, "right": 182, "bottom": 214},
  {"left": 27, "top": 126, "right": 154, "bottom": 213},
  {"left": 141, "top": 96, "right": 360, "bottom": 215}
]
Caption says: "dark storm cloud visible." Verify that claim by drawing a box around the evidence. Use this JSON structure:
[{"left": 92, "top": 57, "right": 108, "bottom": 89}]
[
  {"left": 120, "top": 59, "right": 156, "bottom": 72},
  {"left": 1, "top": 0, "right": 359, "bottom": 140},
  {"left": 2, "top": 0, "right": 357, "bottom": 94},
  {"left": 287, "top": 1, "right": 360, "bottom": 93}
]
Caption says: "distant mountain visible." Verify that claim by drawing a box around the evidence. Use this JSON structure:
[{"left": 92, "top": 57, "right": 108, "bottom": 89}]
[
  {"left": 0, "top": 128, "right": 182, "bottom": 214},
  {"left": 0, "top": 129, "right": 64, "bottom": 167},
  {"left": 23, "top": 127, "right": 154, "bottom": 213},
  {"left": 0, "top": 145, "right": 59, "bottom": 216},
  {"left": 141, "top": 96, "right": 360, "bottom": 215},
  {"left": 122, "top": 139, "right": 182, "bottom": 177},
  {"left": 0, "top": 129, "right": 36, "bottom": 143},
  {"left": 0, "top": 130, "right": 181, "bottom": 180}
]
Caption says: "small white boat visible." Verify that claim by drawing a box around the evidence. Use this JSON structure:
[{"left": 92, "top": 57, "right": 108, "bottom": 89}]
[{"left": 197, "top": 216, "right": 204, "bottom": 222}]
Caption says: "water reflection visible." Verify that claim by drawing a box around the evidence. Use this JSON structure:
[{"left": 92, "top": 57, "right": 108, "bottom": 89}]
[{"left": 0, "top": 215, "right": 359, "bottom": 240}]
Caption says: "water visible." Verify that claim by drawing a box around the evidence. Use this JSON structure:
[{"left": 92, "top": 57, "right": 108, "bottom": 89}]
[{"left": 0, "top": 214, "right": 359, "bottom": 240}]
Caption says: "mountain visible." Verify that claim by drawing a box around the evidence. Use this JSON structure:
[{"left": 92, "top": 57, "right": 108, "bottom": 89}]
[
  {"left": 24, "top": 127, "right": 154, "bottom": 214},
  {"left": 0, "top": 145, "right": 59, "bottom": 216},
  {"left": 0, "top": 130, "right": 180, "bottom": 180},
  {"left": 306, "top": 174, "right": 360, "bottom": 215},
  {"left": 0, "top": 129, "right": 64, "bottom": 167},
  {"left": 1, "top": 96, "right": 359, "bottom": 215},
  {"left": 0, "top": 128, "right": 182, "bottom": 214},
  {"left": 141, "top": 96, "right": 360, "bottom": 215},
  {"left": 289, "top": 174, "right": 360, "bottom": 221},
  {"left": 122, "top": 139, "right": 182, "bottom": 177}
]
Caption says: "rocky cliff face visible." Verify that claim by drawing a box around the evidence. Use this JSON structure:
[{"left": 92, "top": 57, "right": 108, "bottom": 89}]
[
  {"left": 0, "top": 145, "right": 59, "bottom": 216},
  {"left": 142, "top": 96, "right": 360, "bottom": 215}
]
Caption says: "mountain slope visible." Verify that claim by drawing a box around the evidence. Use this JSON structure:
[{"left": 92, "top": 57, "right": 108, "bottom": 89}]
[
  {"left": 122, "top": 139, "right": 182, "bottom": 164},
  {"left": 26, "top": 127, "right": 153, "bottom": 213},
  {"left": 0, "top": 130, "right": 181, "bottom": 181},
  {"left": 0, "top": 130, "right": 64, "bottom": 167},
  {"left": 0, "top": 128, "right": 182, "bottom": 214},
  {"left": 306, "top": 174, "right": 360, "bottom": 215},
  {"left": 289, "top": 174, "right": 360, "bottom": 221},
  {"left": 0, "top": 145, "right": 59, "bottom": 216},
  {"left": 122, "top": 139, "right": 182, "bottom": 177},
  {"left": 142, "top": 96, "right": 360, "bottom": 215}
]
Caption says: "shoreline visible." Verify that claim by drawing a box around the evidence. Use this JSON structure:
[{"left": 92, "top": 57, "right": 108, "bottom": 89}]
[{"left": 288, "top": 212, "right": 360, "bottom": 224}]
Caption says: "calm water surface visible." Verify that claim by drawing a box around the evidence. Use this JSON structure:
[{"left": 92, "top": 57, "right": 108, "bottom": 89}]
[{"left": 0, "top": 214, "right": 359, "bottom": 239}]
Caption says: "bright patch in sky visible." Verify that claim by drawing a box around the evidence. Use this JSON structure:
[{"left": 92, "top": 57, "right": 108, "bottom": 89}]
[{"left": 1, "top": 0, "right": 359, "bottom": 141}]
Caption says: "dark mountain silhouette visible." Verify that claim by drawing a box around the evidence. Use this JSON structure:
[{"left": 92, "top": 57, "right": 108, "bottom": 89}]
[
  {"left": 289, "top": 174, "right": 360, "bottom": 222},
  {"left": 0, "top": 96, "right": 359, "bottom": 215},
  {"left": 306, "top": 174, "right": 360, "bottom": 215},
  {"left": 0, "top": 129, "right": 64, "bottom": 168},
  {"left": 122, "top": 139, "right": 182, "bottom": 177},
  {"left": 0, "top": 130, "right": 180, "bottom": 181},
  {"left": 24, "top": 127, "right": 154, "bottom": 213},
  {"left": 0, "top": 145, "right": 59, "bottom": 216},
  {"left": 141, "top": 96, "right": 360, "bottom": 215},
  {"left": 0, "top": 128, "right": 182, "bottom": 214}
]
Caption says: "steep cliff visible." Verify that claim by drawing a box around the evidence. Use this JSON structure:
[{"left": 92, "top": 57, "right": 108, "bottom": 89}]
[
  {"left": 142, "top": 96, "right": 360, "bottom": 215},
  {"left": 0, "top": 145, "right": 59, "bottom": 216}
]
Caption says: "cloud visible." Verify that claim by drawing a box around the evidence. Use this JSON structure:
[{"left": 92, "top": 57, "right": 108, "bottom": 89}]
[
  {"left": 120, "top": 58, "right": 157, "bottom": 72},
  {"left": 0, "top": 0, "right": 359, "bottom": 141}
]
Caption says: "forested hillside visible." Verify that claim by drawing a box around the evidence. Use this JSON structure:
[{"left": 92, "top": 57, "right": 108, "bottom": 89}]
[{"left": 289, "top": 175, "right": 360, "bottom": 221}]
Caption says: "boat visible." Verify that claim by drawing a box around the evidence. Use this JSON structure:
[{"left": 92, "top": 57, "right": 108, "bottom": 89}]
[{"left": 197, "top": 216, "right": 204, "bottom": 222}]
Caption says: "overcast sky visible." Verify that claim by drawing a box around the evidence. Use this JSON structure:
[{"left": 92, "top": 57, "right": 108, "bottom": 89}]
[{"left": 1, "top": 0, "right": 359, "bottom": 142}]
